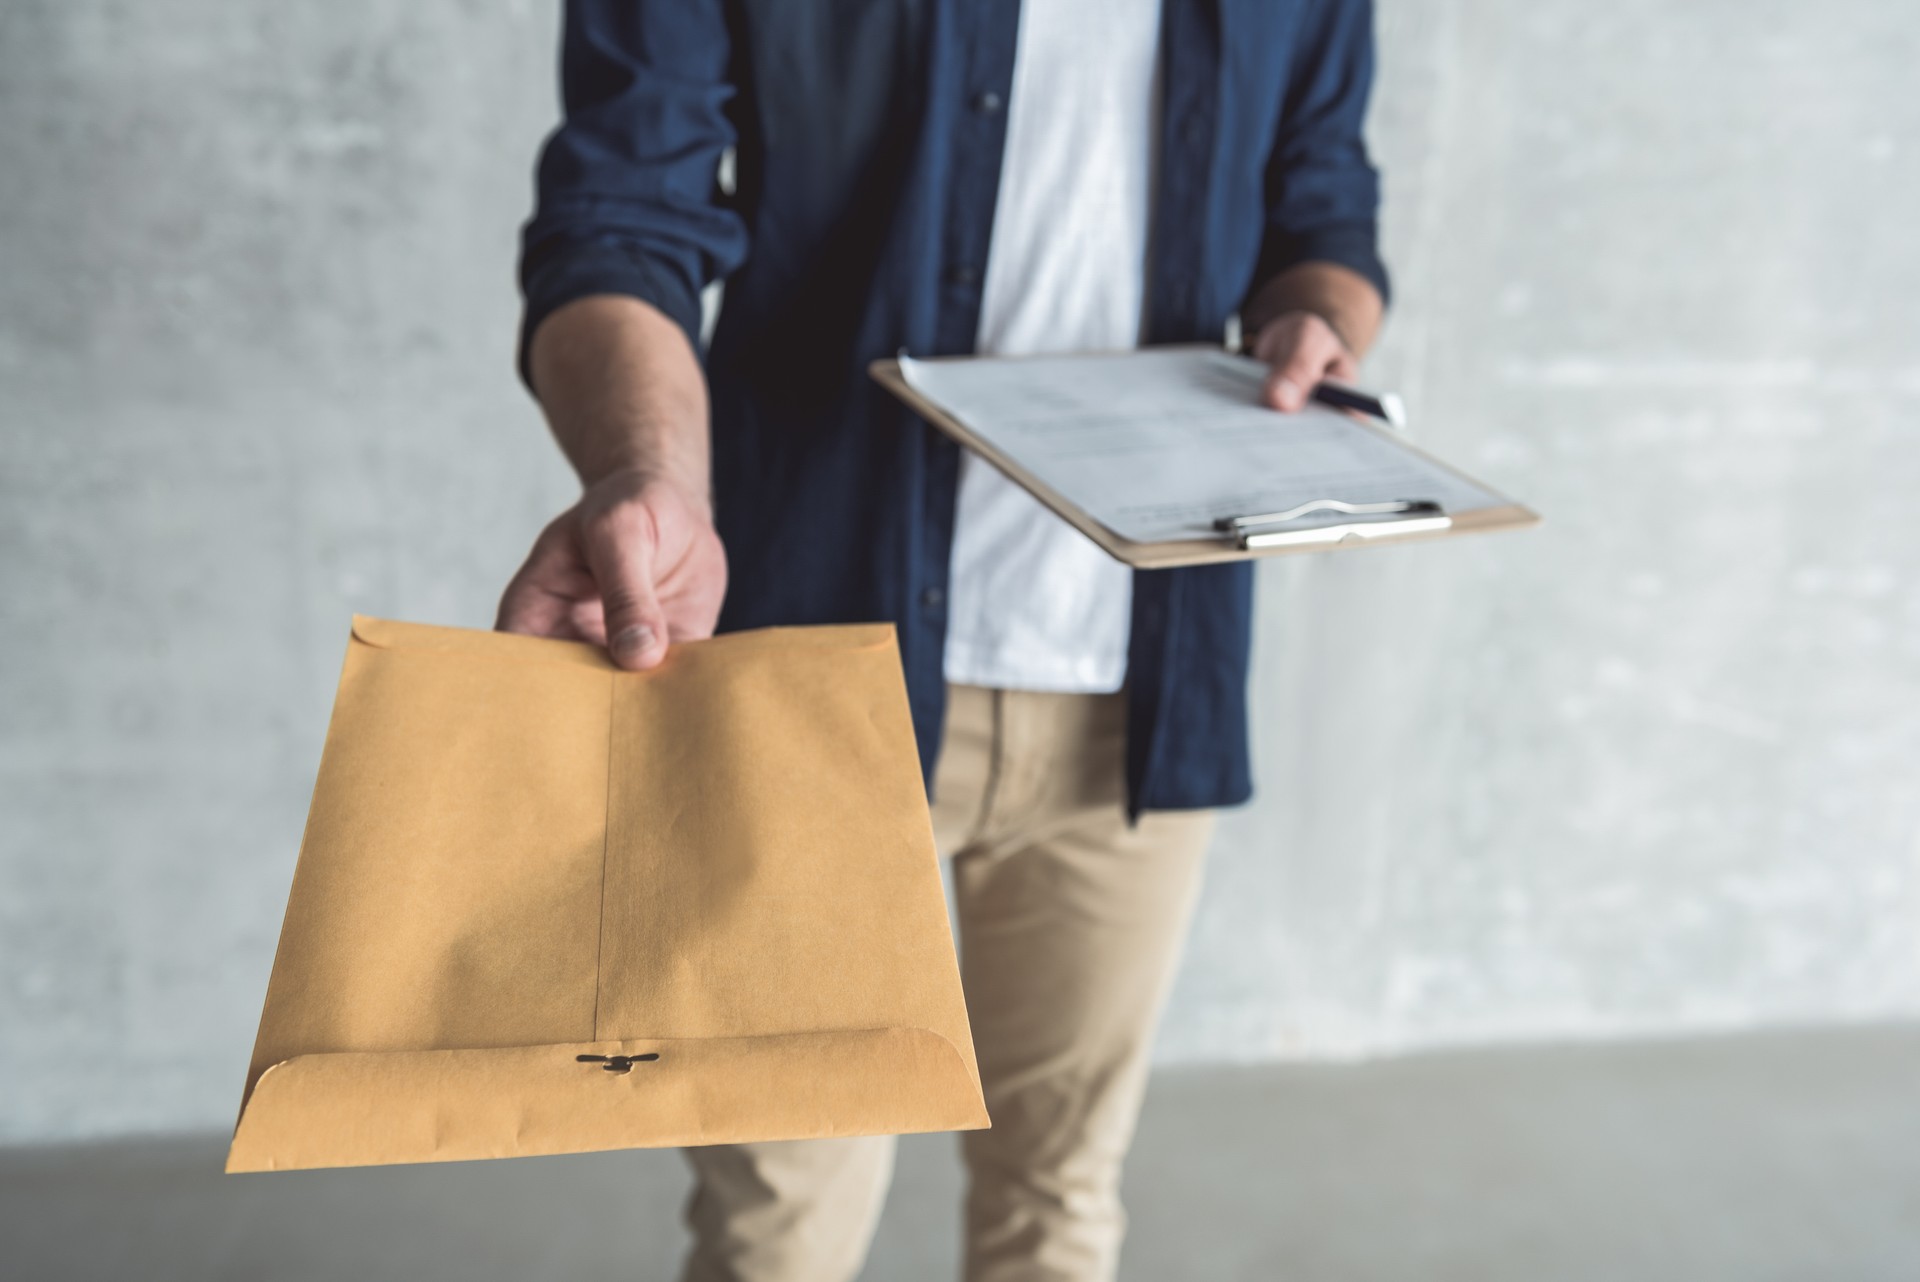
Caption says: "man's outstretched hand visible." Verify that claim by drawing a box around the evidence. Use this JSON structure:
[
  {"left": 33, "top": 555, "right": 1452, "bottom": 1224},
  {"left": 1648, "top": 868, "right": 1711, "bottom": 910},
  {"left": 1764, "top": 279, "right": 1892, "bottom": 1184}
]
[
  {"left": 496, "top": 470, "right": 727, "bottom": 671},
  {"left": 1249, "top": 309, "right": 1359, "bottom": 414}
]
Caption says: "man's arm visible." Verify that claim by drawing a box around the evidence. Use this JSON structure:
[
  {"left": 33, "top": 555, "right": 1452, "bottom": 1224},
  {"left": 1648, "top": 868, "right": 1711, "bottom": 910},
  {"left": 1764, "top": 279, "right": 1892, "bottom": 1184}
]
[
  {"left": 1242, "top": 0, "right": 1389, "bottom": 411},
  {"left": 500, "top": 0, "right": 745, "bottom": 670},
  {"left": 496, "top": 296, "right": 725, "bottom": 671}
]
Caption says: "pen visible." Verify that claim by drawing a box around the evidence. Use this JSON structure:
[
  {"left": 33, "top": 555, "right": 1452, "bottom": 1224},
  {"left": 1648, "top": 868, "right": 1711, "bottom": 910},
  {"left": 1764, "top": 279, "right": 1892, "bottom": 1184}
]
[{"left": 1311, "top": 379, "right": 1407, "bottom": 428}]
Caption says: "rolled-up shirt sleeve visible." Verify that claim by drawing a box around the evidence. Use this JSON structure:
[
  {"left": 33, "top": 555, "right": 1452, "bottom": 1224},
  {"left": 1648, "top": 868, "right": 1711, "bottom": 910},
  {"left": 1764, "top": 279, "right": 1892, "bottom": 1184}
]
[
  {"left": 517, "top": 0, "right": 750, "bottom": 383},
  {"left": 1252, "top": 0, "right": 1390, "bottom": 307}
]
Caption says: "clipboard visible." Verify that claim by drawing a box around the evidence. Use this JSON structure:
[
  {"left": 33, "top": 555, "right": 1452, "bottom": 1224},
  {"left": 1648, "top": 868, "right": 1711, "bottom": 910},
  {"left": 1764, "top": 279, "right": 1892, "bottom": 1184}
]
[{"left": 871, "top": 346, "right": 1539, "bottom": 569}]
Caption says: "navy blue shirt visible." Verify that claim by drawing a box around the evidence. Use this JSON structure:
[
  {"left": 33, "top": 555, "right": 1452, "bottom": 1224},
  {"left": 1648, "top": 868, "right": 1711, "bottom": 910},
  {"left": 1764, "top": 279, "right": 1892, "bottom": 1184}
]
[{"left": 520, "top": 0, "right": 1388, "bottom": 816}]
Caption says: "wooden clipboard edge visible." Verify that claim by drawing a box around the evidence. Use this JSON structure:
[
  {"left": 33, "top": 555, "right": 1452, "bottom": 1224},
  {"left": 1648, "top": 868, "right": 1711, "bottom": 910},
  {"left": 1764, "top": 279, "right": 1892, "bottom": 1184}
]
[{"left": 868, "top": 353, "right": 1540, "bottom": 570}]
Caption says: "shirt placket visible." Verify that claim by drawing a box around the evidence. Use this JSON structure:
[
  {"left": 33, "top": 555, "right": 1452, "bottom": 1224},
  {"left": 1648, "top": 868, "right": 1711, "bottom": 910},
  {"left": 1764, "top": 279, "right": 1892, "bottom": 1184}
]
[{"left": 916, "top": 0, "right": 1024, "bottom": 678}]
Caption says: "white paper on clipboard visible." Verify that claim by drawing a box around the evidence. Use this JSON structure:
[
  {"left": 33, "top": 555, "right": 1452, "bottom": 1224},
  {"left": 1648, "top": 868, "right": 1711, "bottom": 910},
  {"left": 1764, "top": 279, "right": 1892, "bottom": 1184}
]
[{"left": 897, "top": 348, "right": 1508, "bottom": 545}]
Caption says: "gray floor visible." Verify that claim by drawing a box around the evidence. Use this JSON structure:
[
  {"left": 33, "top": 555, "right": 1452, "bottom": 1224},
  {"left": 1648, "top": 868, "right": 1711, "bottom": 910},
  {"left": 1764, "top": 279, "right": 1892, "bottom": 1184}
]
[{"left": 7, "top": 1025, "right": 1919, "bottom": 1282}]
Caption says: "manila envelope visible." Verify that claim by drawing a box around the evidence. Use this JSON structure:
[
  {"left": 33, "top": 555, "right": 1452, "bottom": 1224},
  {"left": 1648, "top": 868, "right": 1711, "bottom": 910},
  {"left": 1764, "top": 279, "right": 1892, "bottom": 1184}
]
[{"left": 228, "top": 616, "right": 987, "bottom": 1172}]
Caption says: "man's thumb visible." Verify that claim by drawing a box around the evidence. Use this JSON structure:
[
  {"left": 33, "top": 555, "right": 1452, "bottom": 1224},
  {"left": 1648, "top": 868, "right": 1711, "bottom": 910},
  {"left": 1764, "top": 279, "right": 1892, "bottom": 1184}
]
[{"left": 582, "top": 511, "right": 669, "bottom": 670}]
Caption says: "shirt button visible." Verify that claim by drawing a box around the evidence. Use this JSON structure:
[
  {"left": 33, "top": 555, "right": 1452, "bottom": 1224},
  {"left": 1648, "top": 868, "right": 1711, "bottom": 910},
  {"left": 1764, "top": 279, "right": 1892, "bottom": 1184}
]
[
  {"left": 972, "top": 90, "right": 1004, "bottom": 114},
  {"left": 921, "top": 587, "right": 945, "bottom": 609},
  {"left": 945, "top": 264, "right": 980, "bottom": 287}
]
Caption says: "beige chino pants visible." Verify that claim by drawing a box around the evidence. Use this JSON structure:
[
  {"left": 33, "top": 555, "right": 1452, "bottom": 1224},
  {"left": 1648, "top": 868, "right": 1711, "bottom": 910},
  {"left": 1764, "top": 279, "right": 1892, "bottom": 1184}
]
[{"left": 680, "top": 684, "right": 1215, "bottom": 1282}]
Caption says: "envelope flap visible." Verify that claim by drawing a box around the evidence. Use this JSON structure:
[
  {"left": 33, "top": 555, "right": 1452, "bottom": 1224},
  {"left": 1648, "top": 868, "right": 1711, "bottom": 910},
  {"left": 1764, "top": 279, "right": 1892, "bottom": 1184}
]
[
  {"left": 228, "top": 1026, "right": 989, "bottom": 1173},
  {"left": 347, "top": 616, "right": 899, "bottom": 671},
  {"left": 349, "top": 615, "right": 616, "bottom": 669}
]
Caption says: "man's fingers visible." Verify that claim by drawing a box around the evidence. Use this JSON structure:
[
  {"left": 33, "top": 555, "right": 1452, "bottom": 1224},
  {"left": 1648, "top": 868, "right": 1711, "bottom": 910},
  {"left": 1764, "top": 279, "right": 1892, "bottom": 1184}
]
[
  {"left": 1259, "top": 315, "right": 1352, "bottom": 412},
  {"left": 580, "top": 503, "right": 670, "bottom": 671},
  {"left": 497, "top": 517, "right": 592, "bottom": 638},
  {"left": 1264, "top": 336, "right": 1338, "bottom": 412}
]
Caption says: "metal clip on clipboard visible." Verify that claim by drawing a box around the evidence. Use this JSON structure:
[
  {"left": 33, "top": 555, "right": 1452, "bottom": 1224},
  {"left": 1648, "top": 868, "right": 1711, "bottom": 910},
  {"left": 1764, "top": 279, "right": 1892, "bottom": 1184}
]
[{"left": 1214, "top": 499, "right": 1451, "bottom": 551}]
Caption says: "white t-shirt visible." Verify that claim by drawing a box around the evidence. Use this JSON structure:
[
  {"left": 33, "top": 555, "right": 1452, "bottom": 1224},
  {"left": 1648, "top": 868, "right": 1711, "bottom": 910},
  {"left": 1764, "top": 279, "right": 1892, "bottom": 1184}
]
[{"left": 941, "top": 0, "right": 1162, "bottom": 694}]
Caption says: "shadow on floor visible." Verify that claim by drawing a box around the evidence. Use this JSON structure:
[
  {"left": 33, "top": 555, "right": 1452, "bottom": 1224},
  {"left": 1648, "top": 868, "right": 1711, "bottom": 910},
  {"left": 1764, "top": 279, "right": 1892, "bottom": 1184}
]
[{"left": 7, "top": 1025, "right": 1920, "bottom": 1281}]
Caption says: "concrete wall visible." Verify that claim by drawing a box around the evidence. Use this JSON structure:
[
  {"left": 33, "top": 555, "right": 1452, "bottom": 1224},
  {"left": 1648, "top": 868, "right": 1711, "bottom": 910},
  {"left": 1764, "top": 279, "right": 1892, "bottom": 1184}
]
[
  {"left": 1171, "top": 0, "right": 1920, "bottom": 1059},
  {"left": 2, "top": 0, "right": 1915, "bottom": 1140}
]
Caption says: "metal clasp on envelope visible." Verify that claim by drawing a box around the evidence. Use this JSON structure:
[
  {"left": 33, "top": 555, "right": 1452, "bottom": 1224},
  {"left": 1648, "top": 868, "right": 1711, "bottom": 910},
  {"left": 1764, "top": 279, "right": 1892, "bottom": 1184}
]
[
  {"left": 1215, "top": 499, "right": 1449, "bottom": 550},
  {"left": 577, "top": 1053, "right": 661, "bottom": 1074}
]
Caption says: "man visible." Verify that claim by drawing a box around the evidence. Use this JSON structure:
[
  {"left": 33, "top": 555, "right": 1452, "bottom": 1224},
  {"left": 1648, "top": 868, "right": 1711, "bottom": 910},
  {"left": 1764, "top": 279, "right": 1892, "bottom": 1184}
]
[{"left": 500, "top": 1, "right": 1387, "bottom": 1277}]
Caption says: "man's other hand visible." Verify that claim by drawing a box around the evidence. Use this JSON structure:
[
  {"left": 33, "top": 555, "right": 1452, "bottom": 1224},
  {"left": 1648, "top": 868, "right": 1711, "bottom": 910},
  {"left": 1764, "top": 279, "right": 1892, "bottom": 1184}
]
[
  {"left": 1249, "top": 310, "right": 1359, "bottom": 413},
  {"left": 496, "top": 471, "right": 727, "bottom": 671}
]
